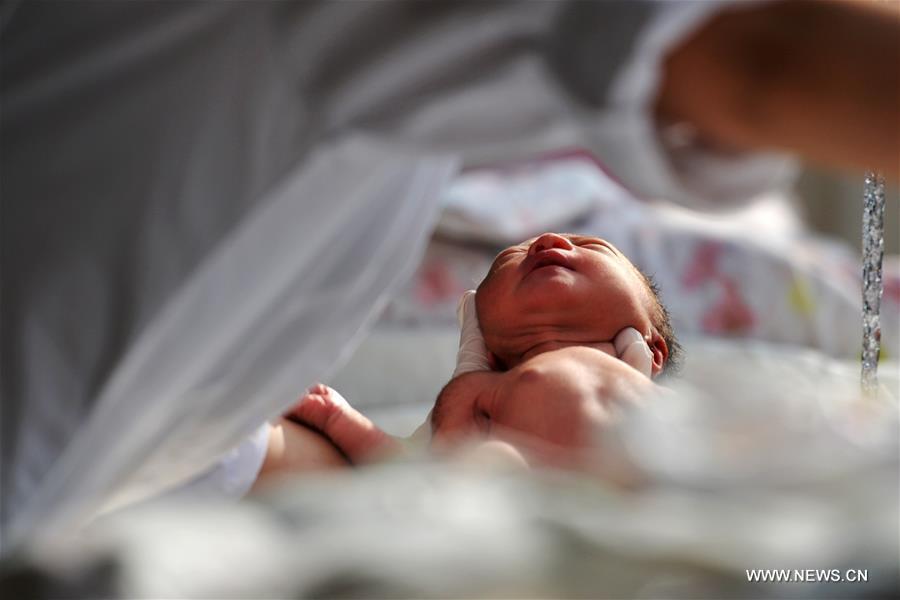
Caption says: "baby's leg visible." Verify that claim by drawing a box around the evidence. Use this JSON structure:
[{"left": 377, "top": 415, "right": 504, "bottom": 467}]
[{"left": 286, "top": 384, "right": 402, "bottom": 465}]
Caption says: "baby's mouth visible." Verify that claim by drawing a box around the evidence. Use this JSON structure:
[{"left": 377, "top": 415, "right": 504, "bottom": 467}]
[{"left": 522, "top": 249, "right": 576, "bottom": 275}]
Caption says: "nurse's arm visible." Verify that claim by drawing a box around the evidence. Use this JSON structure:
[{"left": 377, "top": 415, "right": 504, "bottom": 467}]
[{"left": 657, "top": 0, "right": 898, "bottom": 182}]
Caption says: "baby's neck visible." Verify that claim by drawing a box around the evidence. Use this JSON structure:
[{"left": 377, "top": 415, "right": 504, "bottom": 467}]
[{"left": 509, "top": 339, "right": 618, "bottom": 368}]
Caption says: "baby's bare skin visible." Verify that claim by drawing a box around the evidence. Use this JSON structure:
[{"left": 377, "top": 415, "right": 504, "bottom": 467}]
[
  {"left": 258, "top": 233, "right": 670, "bottom": 479},
  {"left": 475, "top": 233, "right": 668, "bottom": 373},
  {"left": 429, "top": 346, "right": 658, "bottom": 468},
  {"left": 252, "top": 416, "right": 349, "bottom": 491},
  {"left": 276, "top": 346, "right": 660, "bottom": 475}
]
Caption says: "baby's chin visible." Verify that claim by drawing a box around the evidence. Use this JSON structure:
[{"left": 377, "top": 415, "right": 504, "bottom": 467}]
[{"left": 501, "top": 340, "right": 620, "bottom": 369}]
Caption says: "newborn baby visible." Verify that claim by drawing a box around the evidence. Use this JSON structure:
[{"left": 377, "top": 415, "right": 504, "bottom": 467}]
[{"left": 256, "top": 233, "right": 677, "bottom": 482}]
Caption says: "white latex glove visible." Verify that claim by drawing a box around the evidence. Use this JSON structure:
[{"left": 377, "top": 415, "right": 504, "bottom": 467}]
[
  {"left": 452, "top": 290, "right": 492, "bottom": 377},
  {"left": 613, "top": 327, "right": 654, "bottom": 379},
  {"left": 410, "top": 289, "right": 489, "bottom": 447}
]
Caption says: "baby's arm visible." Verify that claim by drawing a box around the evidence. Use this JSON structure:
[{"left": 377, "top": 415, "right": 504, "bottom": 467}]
[
  {"left": 287, "top": 384, "right": 533, "bottom": 473},
  {"left": 252, "top": 418, "right": 350, "bottom": 490},
  {"left": 285, "top": 384, "right": 403, "bottom": 465},
  {"left": 253, "top": 383, "right": 407, "bottom": 489}
]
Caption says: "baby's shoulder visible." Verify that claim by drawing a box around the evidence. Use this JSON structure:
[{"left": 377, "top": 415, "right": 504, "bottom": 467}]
[
  {"left": 523, "top": 345, "right": 616, "bottom": 371},
  {"left": 512, "top": 346, "right": 614, "bottom": 391}
]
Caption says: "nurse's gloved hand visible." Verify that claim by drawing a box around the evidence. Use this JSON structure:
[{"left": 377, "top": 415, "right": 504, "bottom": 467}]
[
  {"left": 613, "top": 327, "right": 654, "bottom": 379},
  {"left": 453, "top": 290, "right": 491, "bottom": 377},
  {"left": 285, "top": 384, "right": 403, "bottom": 465}
]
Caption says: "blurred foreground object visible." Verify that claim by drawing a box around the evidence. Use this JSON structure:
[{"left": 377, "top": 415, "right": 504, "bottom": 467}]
[{"left": 2, "top": 340, "right": 897, "bottom": 598}]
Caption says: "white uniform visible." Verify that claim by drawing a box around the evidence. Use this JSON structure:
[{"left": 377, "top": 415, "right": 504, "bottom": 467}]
[{"left": 0, "top": 0, "right": 792, "bottom": 547}]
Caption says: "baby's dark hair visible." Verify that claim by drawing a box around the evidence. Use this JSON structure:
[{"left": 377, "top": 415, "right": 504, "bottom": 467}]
[{"left": 638, "top": 271, "right": 681, "bottom": 376}]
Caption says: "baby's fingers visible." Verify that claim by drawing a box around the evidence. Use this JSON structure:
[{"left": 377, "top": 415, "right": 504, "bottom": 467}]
[{"left": 286, "top": 385, "right": 401, "bottom": 465}]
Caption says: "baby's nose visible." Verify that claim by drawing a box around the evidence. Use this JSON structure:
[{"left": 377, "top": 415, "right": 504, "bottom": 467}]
[{"left": 527, "top": 233, "right": 574, "bottom": 255}]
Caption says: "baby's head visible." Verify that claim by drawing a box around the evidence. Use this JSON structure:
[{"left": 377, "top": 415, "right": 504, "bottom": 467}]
[{"left": 475, "top": 233, "right": 679, "bottom": 374}]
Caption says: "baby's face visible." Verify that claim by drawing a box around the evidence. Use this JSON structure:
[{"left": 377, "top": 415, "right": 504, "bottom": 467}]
[{"left": 476, "top": 233, "right": 658, "bottom": 369}]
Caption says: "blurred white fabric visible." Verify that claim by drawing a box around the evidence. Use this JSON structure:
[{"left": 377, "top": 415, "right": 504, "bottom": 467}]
[{"left": 7, "top": 136, "right": 457, "bottom": 546}]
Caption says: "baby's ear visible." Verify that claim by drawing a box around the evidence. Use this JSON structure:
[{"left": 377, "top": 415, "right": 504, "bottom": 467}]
[{"left": 649, "top": 333, "right": 669, "bottom": 377}]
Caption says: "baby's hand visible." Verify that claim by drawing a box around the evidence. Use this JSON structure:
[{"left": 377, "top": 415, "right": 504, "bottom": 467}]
[{"left": 286, "top": 384, "right": 403, "bottom": 465}]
